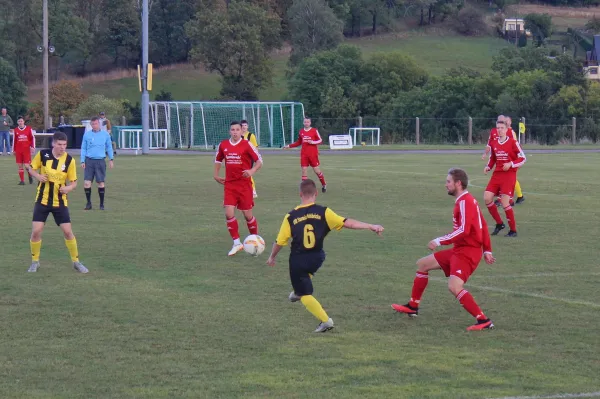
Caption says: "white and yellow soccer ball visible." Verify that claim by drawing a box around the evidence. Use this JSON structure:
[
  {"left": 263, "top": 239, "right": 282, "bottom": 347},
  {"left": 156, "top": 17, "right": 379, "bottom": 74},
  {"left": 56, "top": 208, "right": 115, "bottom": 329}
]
[{"left": 243, "top": 234, "right": 266, "bottom": 256}]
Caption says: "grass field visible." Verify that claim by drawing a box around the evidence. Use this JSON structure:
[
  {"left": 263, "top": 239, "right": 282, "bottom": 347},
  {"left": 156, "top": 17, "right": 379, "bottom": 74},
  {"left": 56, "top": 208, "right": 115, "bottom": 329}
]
[
  {"left": 29, "top": 35, "right": 508, "bottom": 104},
  {"left": 1, "top": 151, "right": 599, "bottom": 398}
]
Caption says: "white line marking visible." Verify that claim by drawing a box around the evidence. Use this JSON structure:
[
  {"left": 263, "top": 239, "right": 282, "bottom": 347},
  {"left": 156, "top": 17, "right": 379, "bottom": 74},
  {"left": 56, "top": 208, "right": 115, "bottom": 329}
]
[
  {"left": 429, "top": 277, "right": 600, "bottom": 308},
  {"left": 475, "top": 272, "right": 600, "bottom": 279},
  {"left": 339, "top": 168, "right": 431, "bottom": 176},
  {"left": 488, "top": 391, "right": 600, "bottom": 399}
]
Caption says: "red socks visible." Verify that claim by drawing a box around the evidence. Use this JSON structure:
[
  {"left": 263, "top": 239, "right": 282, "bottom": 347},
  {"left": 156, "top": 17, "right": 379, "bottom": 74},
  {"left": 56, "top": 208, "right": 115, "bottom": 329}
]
[
  {"left": 486, "top": 202, "right": 503, "bottom": 225},
  {"left": 504, "top": 205, "right": 516, "bottom": 231},
  {"left": 226, "top": 217, "right": 240, "bottom": 240},
  {"left": 18, "top": 169, "right": 24, "bottom": 182},
  {"left": 408, "top": 271, "right": 429, "bottom": 308},
  {"left": 317, "top": 172, "right": 326, "bottom": 186},
  {"left": 246, "top": 216, "right": 258, "bottom": 235},
  {"left": 456, "top": 289, "right": 486, "bottom": 320}
]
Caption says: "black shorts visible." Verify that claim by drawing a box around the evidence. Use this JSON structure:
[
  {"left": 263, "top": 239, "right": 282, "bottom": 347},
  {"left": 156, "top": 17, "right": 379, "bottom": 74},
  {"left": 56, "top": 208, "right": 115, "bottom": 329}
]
[
  {"left": 84, "top": 157, "right": 106, "bottom": 183},
  {"left": 289, "top": 251, "right": 326, "bottom": 296},
  {"left": 32, "top": 203, "right": 71, "bottom": 226}
]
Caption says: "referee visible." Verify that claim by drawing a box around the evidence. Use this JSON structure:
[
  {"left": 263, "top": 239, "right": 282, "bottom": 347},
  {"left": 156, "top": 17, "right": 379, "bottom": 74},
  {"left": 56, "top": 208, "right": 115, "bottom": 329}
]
[{"left": 81, "top": 116, "right": 114, "bottom": 210}]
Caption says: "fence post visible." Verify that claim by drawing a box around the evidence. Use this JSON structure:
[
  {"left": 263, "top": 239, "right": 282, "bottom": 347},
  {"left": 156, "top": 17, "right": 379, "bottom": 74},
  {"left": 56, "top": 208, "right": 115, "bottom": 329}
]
[
  {"left": 122, "top": 116, "right": 127, "bottom": 126},
  {"left": 521, "top": 117, "right": 526, "bottom": 144},
  {"left": 48, "top": 116, "right": 53, "bottom": 129},
  {"left": 59, "top": 115, "right": 65, "bottom": 125},
  {"left": 357, "top": 116, "right": 363, "bottom": 128},
  {"left": 468, "top": 116, "right": 473, "bottom": 146},
  {"left": 415, "top": 117, "right": 420, "bottom": 145},
  {"left": 572, "top": 117, "right": 577, "bottom": 144}
]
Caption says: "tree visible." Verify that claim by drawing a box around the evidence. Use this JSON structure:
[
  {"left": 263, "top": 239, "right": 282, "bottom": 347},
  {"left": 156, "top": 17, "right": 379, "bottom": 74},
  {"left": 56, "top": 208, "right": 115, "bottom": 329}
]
[
  {"left": 28, "top": 80, "right": 87, "bottom": 128},
  {"left": 149, "top": 0, "right": 196, "bottom": 66},
  {"left": 491, "top": 47, "right": 552, "bottom": 78},
  {"left": 288, "top": 45, "right": 363, "bottom": 117},
  {"left": 287, "top": 0, "right": 343, "bottom": 67},
  {"left": 524, "top": 13, "right": 553, "bottom": 47},
  {"left": 585, "top": 16, "right": 600, "bottom": 34},
  {"left": 356, "top": 52, "right": 428, "bottom": 116},
  {"left": 453, "top": 7, "right": 487, "bottom": 36},
  {"left": 0, "top": 57, "right": 27, "bottom": 117},
  {"left": 185, "top": 1, "right": 282, "bottom": 100},
  {"left": 71, "top": 94, "right": 127, "bottom": 123},
  {"left": 103, "top": 0, "right": 141, "bottom": 68}
]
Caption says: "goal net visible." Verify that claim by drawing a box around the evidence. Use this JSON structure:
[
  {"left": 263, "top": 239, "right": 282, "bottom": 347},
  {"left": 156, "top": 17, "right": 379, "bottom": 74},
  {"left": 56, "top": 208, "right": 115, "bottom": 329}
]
[
  {"left": 349, "top": 127, "right": 381, "bottom": 146},
  {"left": 149, "top": 101, "right": 305, "bottom": 149}
]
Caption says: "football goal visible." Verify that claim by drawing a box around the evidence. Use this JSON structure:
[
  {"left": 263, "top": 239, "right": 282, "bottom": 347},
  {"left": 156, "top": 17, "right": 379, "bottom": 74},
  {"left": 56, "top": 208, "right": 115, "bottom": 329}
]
[
  {"left": 149, "top": 101, "right": 305, "bottom": 149},
  {"left": 349, "top": 127, "right": 381, "bottom": 146}
]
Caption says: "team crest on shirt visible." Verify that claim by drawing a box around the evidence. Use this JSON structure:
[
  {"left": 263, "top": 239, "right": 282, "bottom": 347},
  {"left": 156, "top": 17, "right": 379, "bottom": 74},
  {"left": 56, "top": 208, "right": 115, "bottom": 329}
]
[
  {"left": 44, "top": 153, "right": 50, "bottom": 158},
  {"left": 61, "top": 164, "right": 66, "bottom": 171}
]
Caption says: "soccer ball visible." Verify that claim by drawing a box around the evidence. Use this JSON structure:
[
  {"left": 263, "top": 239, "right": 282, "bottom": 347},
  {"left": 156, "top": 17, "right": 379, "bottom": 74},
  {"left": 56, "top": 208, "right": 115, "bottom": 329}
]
[{"left": 243, "top": 234, "right": 266, "bottom": 256}]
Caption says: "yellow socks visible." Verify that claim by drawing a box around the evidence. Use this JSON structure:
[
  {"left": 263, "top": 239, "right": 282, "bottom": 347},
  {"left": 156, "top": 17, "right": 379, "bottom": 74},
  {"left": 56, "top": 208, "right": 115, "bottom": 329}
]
[
  {"left": 30, "top": 240, "right": 42, "bottom": 262},
  {"left": 301, "top": 295, "right": 329, "bottom": 322},
  {"left": 515, "top": 180, "right": 523, "bottom": 198},
  {"left": 65, "top": 238, "right": 79, "bottom": 262}
]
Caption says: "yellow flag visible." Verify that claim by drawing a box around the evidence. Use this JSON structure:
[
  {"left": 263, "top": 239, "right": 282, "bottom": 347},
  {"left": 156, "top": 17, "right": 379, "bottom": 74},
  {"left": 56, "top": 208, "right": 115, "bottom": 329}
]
[{"left": 519, "top": 122, "right": 526, "bottom": 135}]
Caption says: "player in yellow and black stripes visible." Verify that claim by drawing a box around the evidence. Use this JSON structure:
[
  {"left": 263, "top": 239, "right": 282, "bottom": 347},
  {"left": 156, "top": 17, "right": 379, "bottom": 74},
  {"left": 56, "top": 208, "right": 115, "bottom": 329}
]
[
  {"left": 241, "top": 120, "right": 259, "bottom": 198},
  {"left": 25, "top": 131, "right": 88, "bottom": 274},
  {"left": 266, "top": 179, "right": 384, "bottom": 332}
]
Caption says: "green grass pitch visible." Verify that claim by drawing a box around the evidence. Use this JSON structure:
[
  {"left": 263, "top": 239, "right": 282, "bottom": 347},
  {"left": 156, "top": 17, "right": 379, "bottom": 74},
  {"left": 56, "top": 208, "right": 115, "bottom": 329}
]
[{"left": 0, "top": 151, "right": 599, "bottom": 398}]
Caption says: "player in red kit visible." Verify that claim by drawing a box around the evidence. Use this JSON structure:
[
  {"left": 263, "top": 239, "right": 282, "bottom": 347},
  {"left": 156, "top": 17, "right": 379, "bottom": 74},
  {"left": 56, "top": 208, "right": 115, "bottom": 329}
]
[
  {"left": 283, "top": 117, "right": 327, "bottom": 192},
  {"left": 392, "top": 168, "right": 496, "bottom": 331},
  {"left": 214, "top": 121, "right": 263, "bottom": 256},
  {"left": 484, "top": 120, "right": 526, "bottom": 237},
  {"left": 12, "top": 116, "right": 35, "bottom": 185}
]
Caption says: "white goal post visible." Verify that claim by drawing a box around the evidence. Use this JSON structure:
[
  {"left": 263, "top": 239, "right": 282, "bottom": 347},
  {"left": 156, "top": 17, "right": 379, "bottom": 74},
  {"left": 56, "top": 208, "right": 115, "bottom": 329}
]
[
  {"left": 349, "top": 127, "right": 381, "bottom": 146},
  {"left": 119, "top": 129, "right": 168, "bottom": 154}
]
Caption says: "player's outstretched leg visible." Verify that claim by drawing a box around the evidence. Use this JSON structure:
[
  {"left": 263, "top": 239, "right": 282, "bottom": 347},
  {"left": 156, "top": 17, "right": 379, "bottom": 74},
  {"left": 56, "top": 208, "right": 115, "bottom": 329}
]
[
  {"left": 98, "top": 184, "right": 106, "bottom": 211},
  {"left": 448, "top": 276, "right": 493, "bottom": 331},
  {"left": 313, "top": 166, "right": 326, "bottom": 193},
  {"left": 500, "top": 195, "right": 517, "bottom": 237},
  {"left": 243, "top": 212, "right": 258, "bottom": 236},
  {"left": 392, "top": 254, "right": 440, "bottom": 317},
  {"left": 84, "top": 187, "right": 92, "bottom": 210},
  {"left": 225, "top": 206, "right": 243, "bottom": 256}
]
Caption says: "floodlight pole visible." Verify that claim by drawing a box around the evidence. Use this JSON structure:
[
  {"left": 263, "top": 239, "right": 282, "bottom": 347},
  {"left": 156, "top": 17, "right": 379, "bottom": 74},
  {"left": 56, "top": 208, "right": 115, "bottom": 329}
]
[
  {"left": 43, "top": 0, "right": 49, "bottom": 131},
  {"left": 141, "top": 0, "right": 150, "bottom": 154}
]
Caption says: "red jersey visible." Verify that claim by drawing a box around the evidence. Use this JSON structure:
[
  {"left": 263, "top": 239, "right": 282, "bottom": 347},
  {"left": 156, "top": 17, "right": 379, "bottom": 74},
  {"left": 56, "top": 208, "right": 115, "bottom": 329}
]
[
  {"left": 435, "top": 191, "right": 492, "bottom": 254},
  {"left": 215, "top": 138, "right": 262, "bottom": 183},
  {"left": 289, "top": 127, "right": 322, "bottom": 154},
  {"left": 487, "top": 135, "right": 526, "bottom": 174},
  {"left": 13, "top": 126, "right": 35, "bottom": 152}
]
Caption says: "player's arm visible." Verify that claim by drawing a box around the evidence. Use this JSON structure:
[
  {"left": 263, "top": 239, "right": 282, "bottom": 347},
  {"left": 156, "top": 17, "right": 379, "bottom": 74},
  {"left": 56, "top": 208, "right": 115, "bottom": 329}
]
[
  {"left": 286, "top": 135, "right": 302, "bottom": 148},
  {"left": 479, "top": 211, "right": 496, "bottom": 264},
  {"left": 25, "top": 152, "right": 47, "bottom": 182},
  {"left": 107, "top": 119, "right": 112, "bottom": 131},
  {"left": 267, "top": 215, "right": 292, "bottom": 266},
  {"left": 310, "top": 130, "right": 323, "bottom": 145},
  {"left": 243, "top": 143, "right": 263, "bottom": 177},
  {"left": 511, "top": 140, "right": 526, "bottom": 168},
  {"left": 431, "top": 200, "right": 470, "bottom": 248},
  {"left": 29, "top": 129, "right": 36, "bottom": 150},
  {"left": 213, "top": 144, "right": 225, "bottom": 184},
  {"left": 485, "top": 148, "right": 496, "bottom": 173},
  {"left": 59, "top": 161, "right": 78, "bottom": 194},
  {"left": 105, "top": 133, "right": 114, "bottom": 163},
  {"left": 325, "top": 208, "right": 384, "bottom": 235}
]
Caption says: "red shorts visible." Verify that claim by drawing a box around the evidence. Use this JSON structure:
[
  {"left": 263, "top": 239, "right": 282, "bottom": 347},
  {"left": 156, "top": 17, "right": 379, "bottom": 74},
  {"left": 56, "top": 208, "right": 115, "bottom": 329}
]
[
  {"left": 434, "top": 248, "right": 482, "bottom": 283},
  {"left": 485, "top": 172, "right": 517, "bottom": 198},
  {"left": 223, "top": 181, "right": 254, "bottom": 210},
  {"left": 15, "top": 150, "right": 31, "bottom": 164},
  {"left": 301, "top": 153, "right": 320, "bottom": 168}
]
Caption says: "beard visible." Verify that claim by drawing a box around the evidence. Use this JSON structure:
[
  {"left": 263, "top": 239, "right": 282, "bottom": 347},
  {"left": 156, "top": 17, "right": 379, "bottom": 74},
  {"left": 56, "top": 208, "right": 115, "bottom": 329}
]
[{"left": 447, "top": 188, "right": 456, "bottom": 196}]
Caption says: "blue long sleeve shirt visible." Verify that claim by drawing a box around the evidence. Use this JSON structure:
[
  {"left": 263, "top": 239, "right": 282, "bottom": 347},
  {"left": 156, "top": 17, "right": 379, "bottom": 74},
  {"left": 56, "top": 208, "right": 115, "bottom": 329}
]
[{"left": 80, "top": 129, "right": 114, "bottom": 163}]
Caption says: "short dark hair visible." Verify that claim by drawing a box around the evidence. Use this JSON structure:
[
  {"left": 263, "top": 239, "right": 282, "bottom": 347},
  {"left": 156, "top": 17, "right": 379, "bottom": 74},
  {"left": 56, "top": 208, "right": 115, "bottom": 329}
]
[
  {"left": 1, "top": 107, "right": 6, "bottom": 111},
  {"left": 496, "top": 120, "right": 507, "bottom": 127},
  {"left": 300, "top": 179, "right": 317, "bottom": 196},
  {"left": 90, "top": 116, "right": 100, "bottom": 123},
  {"left": 17, "top": 116, "right": 24, "bottom": 121},
  {"left": 448, "top": 168, "right": 468, "bottom": 189},
  {"left": 53, "top": 131, "right": 68, "bottom": 142},
  {"left": 240, "top": 119, "right": 248, "bottom": 125},
  {"left": 304, "top": 116, "right": 311, "bottom": 121},
  {"left": 230, "top": 121, "right": 241, "bottom": 127}
]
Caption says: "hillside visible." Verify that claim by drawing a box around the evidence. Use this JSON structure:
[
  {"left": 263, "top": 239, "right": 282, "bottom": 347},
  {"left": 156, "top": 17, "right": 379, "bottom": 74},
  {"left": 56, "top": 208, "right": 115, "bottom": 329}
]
[{"left": 26, "top": 34, "right": 510, "bottom": 104}]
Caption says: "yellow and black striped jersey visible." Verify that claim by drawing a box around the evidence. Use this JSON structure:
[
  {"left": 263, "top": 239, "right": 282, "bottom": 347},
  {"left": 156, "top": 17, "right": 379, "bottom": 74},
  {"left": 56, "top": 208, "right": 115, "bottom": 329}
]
[
  {"left": 30, "top": 149, "right": 77, "bottom": 207},
  {"left": 276, "top": 203, "right": 346, "bottom": 254},
  {"left": 243, "top": 132, "right": 258, "bottom": 147}
]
